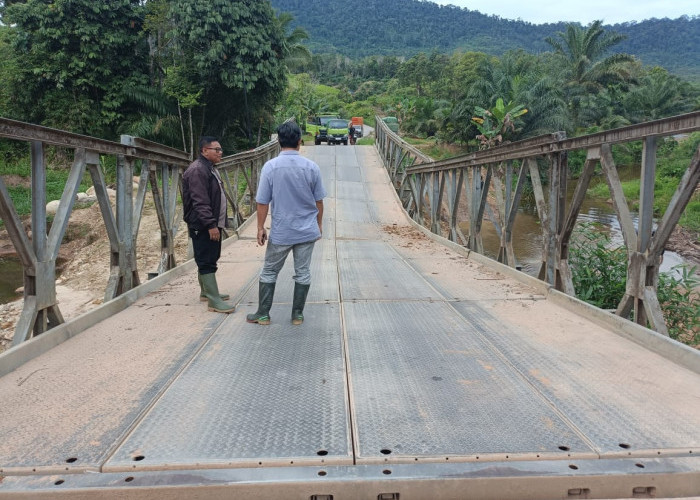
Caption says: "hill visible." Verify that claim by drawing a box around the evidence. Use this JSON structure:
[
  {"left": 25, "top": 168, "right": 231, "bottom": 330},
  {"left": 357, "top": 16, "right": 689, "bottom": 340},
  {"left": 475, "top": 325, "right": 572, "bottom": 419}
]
[{"left": 268, "top": 0, "right": 700, "bottom": 80}]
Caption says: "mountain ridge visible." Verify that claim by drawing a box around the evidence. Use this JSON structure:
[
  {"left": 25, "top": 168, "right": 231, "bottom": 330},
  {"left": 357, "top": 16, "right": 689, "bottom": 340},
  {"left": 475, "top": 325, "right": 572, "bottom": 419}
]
[{"left": 269, "top": 0, "right": 700, "bottom": 80}]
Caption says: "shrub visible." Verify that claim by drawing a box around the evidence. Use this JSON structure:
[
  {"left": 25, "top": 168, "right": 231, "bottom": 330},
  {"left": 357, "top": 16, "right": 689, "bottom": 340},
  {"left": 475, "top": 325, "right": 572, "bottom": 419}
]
[
  {"left": 657, "top": 265, "right": 700, "bottom": 345},
  {"left": 569, "top": 223, "right": 627, "bottom": 309},
  {"left": 569, "top": 223, "right": 699, "bottom": 346}
]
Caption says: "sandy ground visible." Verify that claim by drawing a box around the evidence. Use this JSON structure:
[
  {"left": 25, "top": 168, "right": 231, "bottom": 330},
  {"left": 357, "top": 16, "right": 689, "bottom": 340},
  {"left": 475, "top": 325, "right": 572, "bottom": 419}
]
[{"left": 0, "top": 196, "right": 191, "bottom": 353}]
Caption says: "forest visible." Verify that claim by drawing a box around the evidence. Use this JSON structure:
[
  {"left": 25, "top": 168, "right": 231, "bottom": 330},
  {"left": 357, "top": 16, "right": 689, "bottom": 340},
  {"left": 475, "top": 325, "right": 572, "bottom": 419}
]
[
  {"left": 0, "top": 0, "right": 698, "bottom": 153},
  {"left": 269, "top": 0, "right": 700, "bottom": 81}
]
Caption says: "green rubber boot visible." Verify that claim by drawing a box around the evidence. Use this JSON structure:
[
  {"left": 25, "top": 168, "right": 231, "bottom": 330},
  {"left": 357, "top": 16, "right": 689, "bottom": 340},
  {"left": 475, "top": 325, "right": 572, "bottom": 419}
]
[
  {"left": 200, "top": 273, "right": 236, "bottom": 313},
  {"left": 199, "top": 273, "right": 230, "bottom": 302},
  {"left": 246, "top": 281, "right": 276, "bottom": 325},
  {"left": 291, "top": 282, "right": 310, "bottom": 325}
]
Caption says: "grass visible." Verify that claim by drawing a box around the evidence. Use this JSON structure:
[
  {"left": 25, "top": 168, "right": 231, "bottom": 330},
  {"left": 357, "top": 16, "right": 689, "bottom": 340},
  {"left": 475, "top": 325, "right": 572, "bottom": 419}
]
[
  {"left": 402, "top": 136, "right": 471, "bottom": 160},
  {"left": 585, "top": 133, "right": 700, "bottom": 233},
  {"left": 0, "top": 153, "right": 97, "bottom": 225}
]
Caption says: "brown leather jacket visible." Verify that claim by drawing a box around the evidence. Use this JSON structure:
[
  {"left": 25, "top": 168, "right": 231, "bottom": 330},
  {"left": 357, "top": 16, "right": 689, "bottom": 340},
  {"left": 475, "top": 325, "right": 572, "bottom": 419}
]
[{"left": 182, "top": 156, "right": 222, "bottom": 231}]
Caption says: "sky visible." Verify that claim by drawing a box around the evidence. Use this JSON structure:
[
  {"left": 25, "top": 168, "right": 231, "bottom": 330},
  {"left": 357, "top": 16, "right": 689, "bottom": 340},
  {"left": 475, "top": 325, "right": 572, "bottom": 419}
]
[{"left": 430, "top": 0, "right": 699, "bottom": 25}]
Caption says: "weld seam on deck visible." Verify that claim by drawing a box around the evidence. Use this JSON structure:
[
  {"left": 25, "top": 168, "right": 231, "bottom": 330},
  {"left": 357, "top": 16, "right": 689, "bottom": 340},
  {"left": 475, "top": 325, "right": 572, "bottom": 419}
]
[{"left": 334, "top": 159, "right": 360, "bottom": 467}]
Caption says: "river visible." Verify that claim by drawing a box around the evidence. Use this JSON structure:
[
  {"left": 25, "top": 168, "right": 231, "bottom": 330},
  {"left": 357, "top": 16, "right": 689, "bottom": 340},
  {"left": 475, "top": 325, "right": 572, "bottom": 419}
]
[{"left": 458, "top": 165, "right": 689, "bottom": 277}]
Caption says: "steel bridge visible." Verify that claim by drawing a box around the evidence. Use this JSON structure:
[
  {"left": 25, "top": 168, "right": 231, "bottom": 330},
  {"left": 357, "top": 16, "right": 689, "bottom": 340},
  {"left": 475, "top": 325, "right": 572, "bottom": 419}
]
[{"left": 0, "top": 117, "right": 699, "bottom": 498}]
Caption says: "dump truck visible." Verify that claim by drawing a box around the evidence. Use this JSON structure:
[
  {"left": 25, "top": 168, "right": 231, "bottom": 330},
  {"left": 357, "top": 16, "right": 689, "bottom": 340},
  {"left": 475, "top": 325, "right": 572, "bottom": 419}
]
[
  {"left": 351, "top": 117, "right": 364, "bottom": 137},
  {"left": 305, "top": 114, "right": 340, "bottom": 145}
]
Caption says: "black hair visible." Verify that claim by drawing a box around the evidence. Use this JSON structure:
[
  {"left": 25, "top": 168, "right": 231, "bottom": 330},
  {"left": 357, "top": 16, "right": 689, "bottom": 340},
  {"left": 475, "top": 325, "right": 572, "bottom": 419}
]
[
  {"left": 276, "top": 122, "right": 302, "bottom": 148},
  {"left": 199, "top": 136, "right": 218, "bottom": 153}
]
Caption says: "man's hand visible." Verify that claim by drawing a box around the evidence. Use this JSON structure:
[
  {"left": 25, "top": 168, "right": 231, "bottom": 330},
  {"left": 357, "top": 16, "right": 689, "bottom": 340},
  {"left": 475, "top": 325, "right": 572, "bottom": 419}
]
[
  {"left": 208, "top": 227, "right": 220, "bottom": 241},
  {"left": 257, "top": 228, "right": 267, "bottom": 246}
]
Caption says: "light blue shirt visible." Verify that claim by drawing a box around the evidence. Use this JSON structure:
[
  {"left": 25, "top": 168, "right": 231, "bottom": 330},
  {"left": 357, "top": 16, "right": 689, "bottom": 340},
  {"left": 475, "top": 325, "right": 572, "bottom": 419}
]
[{"left": 256, "top": 150, "right": 326, "bottom": 245}]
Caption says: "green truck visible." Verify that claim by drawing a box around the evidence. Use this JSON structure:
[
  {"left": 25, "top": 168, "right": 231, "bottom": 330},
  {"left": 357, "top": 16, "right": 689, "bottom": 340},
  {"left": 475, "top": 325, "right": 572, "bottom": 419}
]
[
  {"left": 305, "top": 114, "right": 340, "bottom": 145},
  {"left": 325, "top": 118, "right": 350, "bottom": 145}
]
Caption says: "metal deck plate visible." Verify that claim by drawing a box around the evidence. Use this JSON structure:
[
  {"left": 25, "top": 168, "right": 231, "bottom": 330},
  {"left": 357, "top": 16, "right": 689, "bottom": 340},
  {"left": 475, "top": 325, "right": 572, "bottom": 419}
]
[
  {"left": 344, "top": 300, "right": 595, "bottom": 463},
  {"left": 452, "top": 301, "right": 700, "bottom": 456},
  {"left": 336, "top": 181, "right": 367, "bottom": 201},
  {"left": 336, "top": 166, "right": 363, "bottom": 183},
  {"left": 105, "top": 304, "right": 350, "bottom": 471},
  {"left": 337, "top": 252, "right": 441, "bottom": 301},
  {"left": 335, "top": 220, "right": 382, "bottom": 240},
  {"left": 336, "top": 198, "right": 373, "bottom": 223},
  {"left": 336, "top": 240, "right": 401, "bottom": 262},
  {"left": 0, "top": 308, "right": 226, "bottom": 473},
  {"left": 240, "top": 241, "right": 339, "bottom": 305},
  {"left": 334, "top": 149, "right": 360, "bottom": 168}
]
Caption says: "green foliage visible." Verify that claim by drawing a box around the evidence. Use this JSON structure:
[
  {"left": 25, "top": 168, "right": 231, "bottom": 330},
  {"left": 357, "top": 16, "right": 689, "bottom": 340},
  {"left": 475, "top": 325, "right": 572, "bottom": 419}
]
[
  {"left": 0, "top": 162, "right": 92, "bottom": 218},
  {"left": 569, "top": 224, "right": 628, "bottom": 309},
  {"left": 3, "top": 0, "right": 150, "bottom": 137},
  {"left": 569, "top": 223, "right": 700, "bottom": 345},
  {"left": 622, "top": 67, "right": 696, "bottom": 123},
  {"left": 657, "top": 266, "right": 700, "bottom": 344},
  {"left": 0, "top": 25, "right": 20, "bottom": 118},
  {"left": 471, "top": 98, "right": 527, "bottom": 149},
  {"left": 268, "top": 0, "right": 700, "bottom": 80},
  {"left": 463, "top": 50, "right": 567, "bottom": 142},
  {"left": 274, "top": 11, "right": 312, "bottom": 73},
  {"left": 545, "top": 20, "right": 636, "bottom": 131},
  {"left": 167, "top": 0, "right": 287, "bottom": 150}
]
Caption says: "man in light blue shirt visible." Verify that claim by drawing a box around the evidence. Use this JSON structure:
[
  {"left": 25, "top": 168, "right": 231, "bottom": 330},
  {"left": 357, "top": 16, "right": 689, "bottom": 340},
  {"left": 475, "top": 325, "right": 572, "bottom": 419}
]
[{"left": 247, "top": 121, "right": 326, "bottom": 326}]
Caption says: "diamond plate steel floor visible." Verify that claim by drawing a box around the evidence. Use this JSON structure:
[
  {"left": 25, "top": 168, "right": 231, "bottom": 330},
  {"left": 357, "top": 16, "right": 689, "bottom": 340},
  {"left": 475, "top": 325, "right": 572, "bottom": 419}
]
[{"left": 105, "top": 304, "right": 350, "bottom": 471}]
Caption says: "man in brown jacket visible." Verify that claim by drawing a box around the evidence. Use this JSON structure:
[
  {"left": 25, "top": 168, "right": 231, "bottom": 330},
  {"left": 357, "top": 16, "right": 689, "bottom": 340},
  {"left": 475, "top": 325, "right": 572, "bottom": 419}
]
[{"left": 182, "top": 136, "right": 235, "bottom": 313}]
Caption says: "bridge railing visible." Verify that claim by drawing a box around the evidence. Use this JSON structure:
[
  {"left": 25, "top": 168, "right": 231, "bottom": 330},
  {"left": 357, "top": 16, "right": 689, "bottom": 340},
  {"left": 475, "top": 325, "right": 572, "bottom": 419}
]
[
  {"left": 374, "top": 113, "right": 700, "bottom": 335},
  {"left": 0, "top": 117, "right": 279, "bottom": 346}
]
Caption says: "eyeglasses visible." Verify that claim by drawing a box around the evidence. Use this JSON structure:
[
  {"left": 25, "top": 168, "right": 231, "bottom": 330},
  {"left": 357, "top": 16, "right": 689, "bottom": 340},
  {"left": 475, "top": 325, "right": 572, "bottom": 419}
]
[{"left": 205, "top": 147, "right": 223, "bottom": 153}]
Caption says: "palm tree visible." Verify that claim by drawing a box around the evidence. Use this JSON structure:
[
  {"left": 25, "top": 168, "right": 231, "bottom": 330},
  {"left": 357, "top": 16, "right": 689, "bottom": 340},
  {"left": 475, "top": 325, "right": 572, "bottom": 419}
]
[
  {"left": 545, "top": 20, "right": 635, "bottom": 130},
  {"left": 622, "top": 69, "right": 694, "bottom": 123},
  {"left": 466, "top": 51, "right": 567, "bottom": 140},
  {"left": 275, "top": 12, "right": 312, "bottom": 73}
]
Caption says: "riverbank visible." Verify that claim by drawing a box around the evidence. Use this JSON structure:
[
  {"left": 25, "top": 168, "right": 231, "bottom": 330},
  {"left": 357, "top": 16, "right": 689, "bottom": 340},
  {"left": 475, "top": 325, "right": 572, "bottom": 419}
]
[{"left": 0, "top": 200, "right": 190, "bottom": 353}]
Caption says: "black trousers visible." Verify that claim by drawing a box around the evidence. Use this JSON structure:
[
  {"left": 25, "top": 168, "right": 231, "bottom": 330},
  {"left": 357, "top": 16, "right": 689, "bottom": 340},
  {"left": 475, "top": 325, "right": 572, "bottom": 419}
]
[{"left": 189, "top": 227, "right": 221, "bottom": 275}]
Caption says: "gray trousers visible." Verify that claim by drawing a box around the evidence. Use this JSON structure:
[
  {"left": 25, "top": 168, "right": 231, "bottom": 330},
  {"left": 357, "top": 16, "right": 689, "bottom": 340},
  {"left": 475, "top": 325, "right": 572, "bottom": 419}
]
[{"left": 260, "top": 241, "right": 316, "bottom": 285}]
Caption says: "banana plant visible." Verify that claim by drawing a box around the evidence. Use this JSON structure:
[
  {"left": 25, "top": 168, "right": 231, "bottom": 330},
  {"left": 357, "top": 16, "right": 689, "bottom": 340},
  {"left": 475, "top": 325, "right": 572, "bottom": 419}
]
[{"left": 471, "top": 98, "right": 527, "bottom": 149}]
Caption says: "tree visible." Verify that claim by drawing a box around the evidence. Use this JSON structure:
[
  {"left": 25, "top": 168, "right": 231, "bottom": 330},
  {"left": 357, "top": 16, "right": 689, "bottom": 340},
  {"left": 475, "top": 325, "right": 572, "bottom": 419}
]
[
  {"left": 446, "top": 51, "right": 491, "bottom": 101},
  {"left": 168, "top": 0, "right": 287, "bottom": 150},
  {"left": 466, "top": 51, "right": 567, "bottom": 140},
  {"left": 471, "top": 98, "right": 528, "bottom": 149},
  {"left": 622, "top": 68, "right": 695, "bottom": 123},
  {"left": 0, "top": 25, "right": 20, "bottom": 118},
  {"left": 275, "top": 11, "right": 312, "bottom": 73},
  {"left": 397, "top": 52, "right": 447, "bottom": 97},
  {"left": 545, "top": 20, "right": 635, "bottom": 131},
  {"left": 3, "top": 0, "right": 150, "bottom": 137}
]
